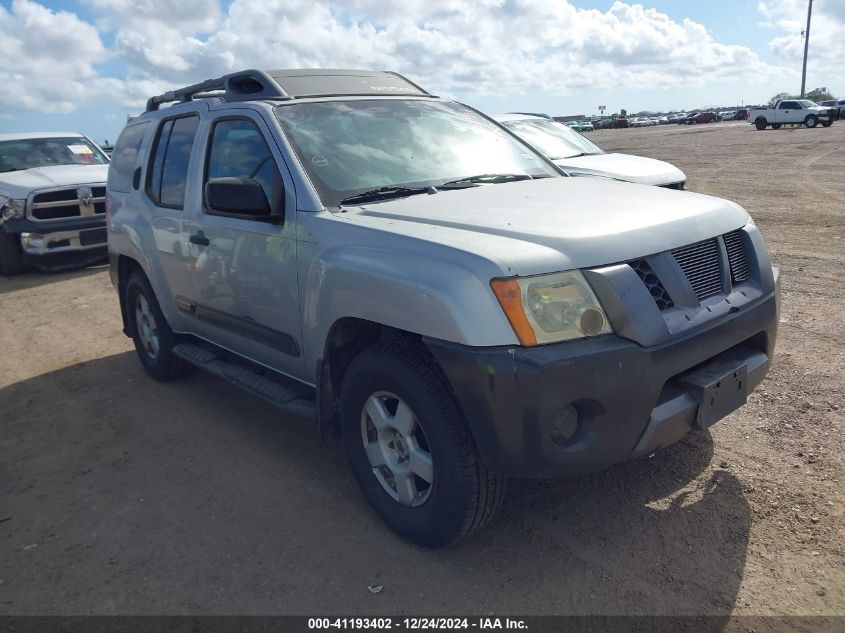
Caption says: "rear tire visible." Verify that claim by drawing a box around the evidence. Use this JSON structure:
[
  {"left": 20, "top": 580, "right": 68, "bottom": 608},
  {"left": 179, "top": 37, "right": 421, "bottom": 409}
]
[
  {"left": 755, "top": 118, "right": 767, "bottom": 130},
  {"left": 125, "top": 270, "right": 191, "bottom": 381},
  {"left": 340, "top": 344, "right": 506, "bottom": 547},
  {"left": 821, "top": 120, "right": 832, "bottom": 127},
  {"left": 804, "top": 115, "right": 818, "bottom": 128},
  {"left": 0, "top": 230, "right": 23, "bottom": 277},
  {"left": 771, "top": 124, "right": 782, "bottom": 129}
]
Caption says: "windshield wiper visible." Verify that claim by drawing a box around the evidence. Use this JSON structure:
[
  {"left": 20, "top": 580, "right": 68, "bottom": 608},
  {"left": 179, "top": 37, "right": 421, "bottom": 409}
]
[
  {"left": 338, "top": 186, "right": 434, "bottom": 206},
  {"left": 439, "top": 173, "right": 536, "bottom": 188}
]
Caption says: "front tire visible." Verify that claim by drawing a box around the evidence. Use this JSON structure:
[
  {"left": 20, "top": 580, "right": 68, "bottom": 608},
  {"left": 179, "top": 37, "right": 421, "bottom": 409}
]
[
  {"left": 821, "top": 120, "right": 832, "bottom": 127},
  {"left": 340, "top": 344, "right": 506, "bottom": 547},
  {"left": 804, "top": 115, "right": 818, "bottom": 128},
  {"left": 0, "top": 230, "right": 23, "bottom": 277},
  {"left": 125, "top": 270, "right": 191, "bottom": 381},
  {"left": 771, "top": 124, "right": 782, "bottom": 129}
]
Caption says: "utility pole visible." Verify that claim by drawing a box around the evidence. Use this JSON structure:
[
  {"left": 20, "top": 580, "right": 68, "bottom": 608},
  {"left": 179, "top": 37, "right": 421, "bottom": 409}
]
[{"left": 800, "top": 0, "right": 813, "bottom": 97}]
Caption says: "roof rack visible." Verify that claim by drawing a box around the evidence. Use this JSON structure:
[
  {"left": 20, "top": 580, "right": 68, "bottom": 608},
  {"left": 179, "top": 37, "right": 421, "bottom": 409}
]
[
  {"left": 146, "top": 69, "right": 434, "bottom": 112},
  {"left": 146, "top": 69, "right": 288, "bottom": 112}
]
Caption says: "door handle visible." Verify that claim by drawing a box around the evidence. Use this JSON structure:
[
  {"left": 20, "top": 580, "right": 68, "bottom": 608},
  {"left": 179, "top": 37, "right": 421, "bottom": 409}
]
[{"left": 189, "top": 231, "right": 210, "bottom": 246}]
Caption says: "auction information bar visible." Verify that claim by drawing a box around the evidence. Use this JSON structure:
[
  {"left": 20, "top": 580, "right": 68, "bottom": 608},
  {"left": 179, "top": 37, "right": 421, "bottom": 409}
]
[{"left": 0, "top": 616, "right": 842, "bottom": 633}]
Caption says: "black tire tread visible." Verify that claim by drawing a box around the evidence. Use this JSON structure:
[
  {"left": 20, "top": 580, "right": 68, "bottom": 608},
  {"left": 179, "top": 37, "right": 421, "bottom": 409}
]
[
  {"left": 0, "top": 230, "right": 23, "bottom": 277},
  {"left": 126, "top": 270, "right": 192, "bottom": 382},
  {"left": 377, "top": 343, "right": 505, "bottom": 541},
  {"left": 344, "top": 343, "right": 506, "bottom": 545}
]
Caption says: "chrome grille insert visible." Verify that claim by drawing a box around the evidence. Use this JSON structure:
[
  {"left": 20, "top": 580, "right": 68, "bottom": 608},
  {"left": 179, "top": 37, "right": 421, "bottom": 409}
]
[
  {"left": 671, "top": 238, "right": 723, "bottom": 301},
  {"left": 723, "top": 230, "right": 750, "bottom": 283},
  {"left": 29, "top": 185, "right": 106, "bottom": 221}
]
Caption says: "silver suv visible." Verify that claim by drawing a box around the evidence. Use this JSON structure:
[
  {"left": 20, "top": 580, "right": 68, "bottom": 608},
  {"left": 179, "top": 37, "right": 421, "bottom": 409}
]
[{"left": 108, "top": 69, "right": 780, "bottom": 546}]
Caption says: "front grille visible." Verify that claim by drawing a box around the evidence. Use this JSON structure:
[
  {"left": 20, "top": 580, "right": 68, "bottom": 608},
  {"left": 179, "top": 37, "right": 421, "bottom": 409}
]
[
  {"left": 630, "top": 259, "right": 674, "bottom": 310},
  {"left": 723, "top": 230, "right": 750, "bottom": 283},
  {"left": 671, "top": 238, "right": 723, "bottom": 301},
  {"left": 30, "top": 185, "right": 106, "bottom": 221},
  {"left": 33, "top": 190, "right": 78, "bottom": 204}
]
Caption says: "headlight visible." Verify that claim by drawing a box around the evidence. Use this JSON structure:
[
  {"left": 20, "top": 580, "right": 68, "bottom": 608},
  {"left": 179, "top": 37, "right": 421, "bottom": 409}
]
[
  {"left": 491, "top": 271, "right": 612, "bottom": 346},
  {"left": 0, "top": 197, "right": 26, "bottom": 223}
]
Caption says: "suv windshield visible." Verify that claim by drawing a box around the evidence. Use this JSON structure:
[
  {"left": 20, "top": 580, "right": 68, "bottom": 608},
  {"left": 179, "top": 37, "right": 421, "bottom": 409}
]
[
  {"left": 500, "top": 118, "right": 604, "bottom": 160},
  {"left": 274, "top": 100, "right": 558, "bottom": 207},
  {"left": 0, "top": 137, "right": 109, "bottom": 173}
]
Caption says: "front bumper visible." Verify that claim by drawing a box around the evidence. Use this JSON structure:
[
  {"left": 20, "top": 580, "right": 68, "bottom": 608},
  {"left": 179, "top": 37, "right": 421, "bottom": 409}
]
[
  {"left": 426, "top": 281, "right": 779, "bottom": 479},
  {"left": 2, "top": 216, "right": 107, "bottom": 269}
]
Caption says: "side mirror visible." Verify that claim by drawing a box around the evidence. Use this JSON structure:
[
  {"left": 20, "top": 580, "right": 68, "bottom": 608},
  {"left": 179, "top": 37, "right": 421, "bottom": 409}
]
[{"left": 205, "top": 177, "right": 271, "bottom": 217}]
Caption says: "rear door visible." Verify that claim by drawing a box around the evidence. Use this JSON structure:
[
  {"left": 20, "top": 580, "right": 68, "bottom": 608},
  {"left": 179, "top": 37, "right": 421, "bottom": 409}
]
[
  {"left": 179, "top": 110, "right": 305, "bottom": 379},
  {"left": 141, "top": 111, "right": 203, "bottom": 324}
]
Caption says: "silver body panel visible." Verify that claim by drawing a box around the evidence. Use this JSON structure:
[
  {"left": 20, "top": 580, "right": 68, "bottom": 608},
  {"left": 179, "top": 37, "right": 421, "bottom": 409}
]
[{"left": 109, "top": 96, "right": 762, "bottom": 386}]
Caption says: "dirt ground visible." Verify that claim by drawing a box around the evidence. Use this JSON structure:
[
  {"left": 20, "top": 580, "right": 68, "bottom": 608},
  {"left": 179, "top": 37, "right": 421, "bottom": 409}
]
[{"left": 1, "top": 121, "right": 842, "bottom": 620}]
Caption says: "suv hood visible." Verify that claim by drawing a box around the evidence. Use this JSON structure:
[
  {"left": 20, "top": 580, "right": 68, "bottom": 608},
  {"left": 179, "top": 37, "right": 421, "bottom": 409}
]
[
  {"left": 554, "top": 153, "right": 686, "bottom": 186},
  {"left": 337, "top": 177, "right": 748, "bottom": 276},
  {"left": 0, "top": 165, "right": 108, "bottom": 197}
]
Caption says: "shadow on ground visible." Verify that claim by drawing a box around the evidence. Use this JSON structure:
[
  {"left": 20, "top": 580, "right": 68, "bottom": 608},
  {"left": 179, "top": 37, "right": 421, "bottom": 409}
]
[
  {"left": 0, "top": 264, "right": 108, "bottom": 296},
  {"left": 1, "top": 352, "right": 749, "bottom": 622}
]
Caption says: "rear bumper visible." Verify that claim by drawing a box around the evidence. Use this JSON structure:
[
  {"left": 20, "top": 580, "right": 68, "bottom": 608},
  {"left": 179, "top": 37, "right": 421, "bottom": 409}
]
[{"left": 426, "top": 279, "right": 779, "bottom": 479}]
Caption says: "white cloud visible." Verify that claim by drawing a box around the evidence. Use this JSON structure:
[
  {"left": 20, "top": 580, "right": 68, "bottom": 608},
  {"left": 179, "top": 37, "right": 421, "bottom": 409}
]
[
  {"left": 0, "top": 0, "right": 107, "bottom": 113},
  {"left": 759, "top": 0, "right": 845, "bottom": 63},
  {"left": 0, "top": 0, "right": 802, "bottom": 116}
]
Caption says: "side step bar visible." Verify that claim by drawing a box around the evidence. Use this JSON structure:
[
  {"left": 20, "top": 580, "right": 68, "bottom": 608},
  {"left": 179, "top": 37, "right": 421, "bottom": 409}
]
[{"left": 173, "top": 342, "right": 316, "bottom": 419}]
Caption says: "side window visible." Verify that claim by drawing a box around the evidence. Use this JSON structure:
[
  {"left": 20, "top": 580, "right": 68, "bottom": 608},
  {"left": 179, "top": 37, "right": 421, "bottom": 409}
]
[
  {"left": 146, "top": 115, "right": 199, "bottom": 209},
  {"left": 205, "top": 118, "right": 282, "bottom": 214},
  {"left": 108, "top": 122, "right": 149, "bottom": 192},
  {"left": 780, "top": 101, "right": 798, "bottom": 110}
]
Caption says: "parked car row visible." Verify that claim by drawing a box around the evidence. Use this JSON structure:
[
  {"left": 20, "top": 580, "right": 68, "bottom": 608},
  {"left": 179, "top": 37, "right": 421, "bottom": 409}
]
[{"left": 596, "top": 109, "right": 751, "bottom": 129}]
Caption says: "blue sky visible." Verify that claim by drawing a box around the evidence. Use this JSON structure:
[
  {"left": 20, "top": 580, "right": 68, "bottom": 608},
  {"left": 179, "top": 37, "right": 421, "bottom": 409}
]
[{"left": 1, "top": 0, "right": 842, "bottom": 144}]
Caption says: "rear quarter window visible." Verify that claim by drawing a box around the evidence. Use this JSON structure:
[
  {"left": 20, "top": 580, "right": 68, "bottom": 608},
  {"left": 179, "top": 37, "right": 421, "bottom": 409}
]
[{"left": 108, "top": 122, "right": 150, "bottom": 193}]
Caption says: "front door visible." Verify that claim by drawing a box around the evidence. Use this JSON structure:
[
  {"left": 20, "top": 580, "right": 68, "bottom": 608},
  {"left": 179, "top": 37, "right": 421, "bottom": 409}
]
[
  {"left": 182, "top": 112, "right": 305, "bottom": 380},
  {"left": 777, "top": 101, "right": 801, "bottom": 123}
]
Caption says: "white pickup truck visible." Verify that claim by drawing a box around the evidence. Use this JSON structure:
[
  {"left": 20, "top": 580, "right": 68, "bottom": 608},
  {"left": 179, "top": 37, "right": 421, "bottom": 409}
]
[
  {"left": 0, "top": 132, "right": 109, "bottom": 276},
  {"left": 750, "top": 100, "right": 834, "bottom": 130}
]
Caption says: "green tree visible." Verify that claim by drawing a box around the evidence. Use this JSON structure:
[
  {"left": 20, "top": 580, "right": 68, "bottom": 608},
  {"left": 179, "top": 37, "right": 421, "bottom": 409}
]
[
  {"left": 805, "top": 88, "right": 835, "bottom": 102},
  {"left": 620, "top": 108, "right": 627, "bottom": 116},
  {"left": 770, "top": 88, "right": 835, "bottom": 105}
]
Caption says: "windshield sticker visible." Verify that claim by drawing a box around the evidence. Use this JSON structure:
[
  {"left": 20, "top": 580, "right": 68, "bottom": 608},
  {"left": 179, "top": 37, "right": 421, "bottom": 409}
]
[
  {"left": 67, "top": 144, "right": 93, "bottom": 155},
  {"left": 311, "top": 155, "right": 328, "bottom": 167}
]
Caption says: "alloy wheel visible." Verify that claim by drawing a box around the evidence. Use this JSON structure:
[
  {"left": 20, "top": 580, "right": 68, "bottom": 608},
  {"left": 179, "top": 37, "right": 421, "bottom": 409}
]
[{"left": 360, "top": 391, "right": 434, "bottom": 507}]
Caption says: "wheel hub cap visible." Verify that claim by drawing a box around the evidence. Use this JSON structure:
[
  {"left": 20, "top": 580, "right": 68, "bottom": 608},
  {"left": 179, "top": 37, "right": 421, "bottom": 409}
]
[
  {"left": 135, "top": 294, "right": 160, "bottom": 359},
  {"left": 361, "top": 391, "right": 434, "bottom": 507}
]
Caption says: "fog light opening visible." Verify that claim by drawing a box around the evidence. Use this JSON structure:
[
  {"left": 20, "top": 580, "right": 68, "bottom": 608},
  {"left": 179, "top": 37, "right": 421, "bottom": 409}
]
[
  {"left": 551, "top": 404, "right": 580, "bottom": 445},
  {"left": 20, "top": 233, "right": 45, "bottom": 250}
]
